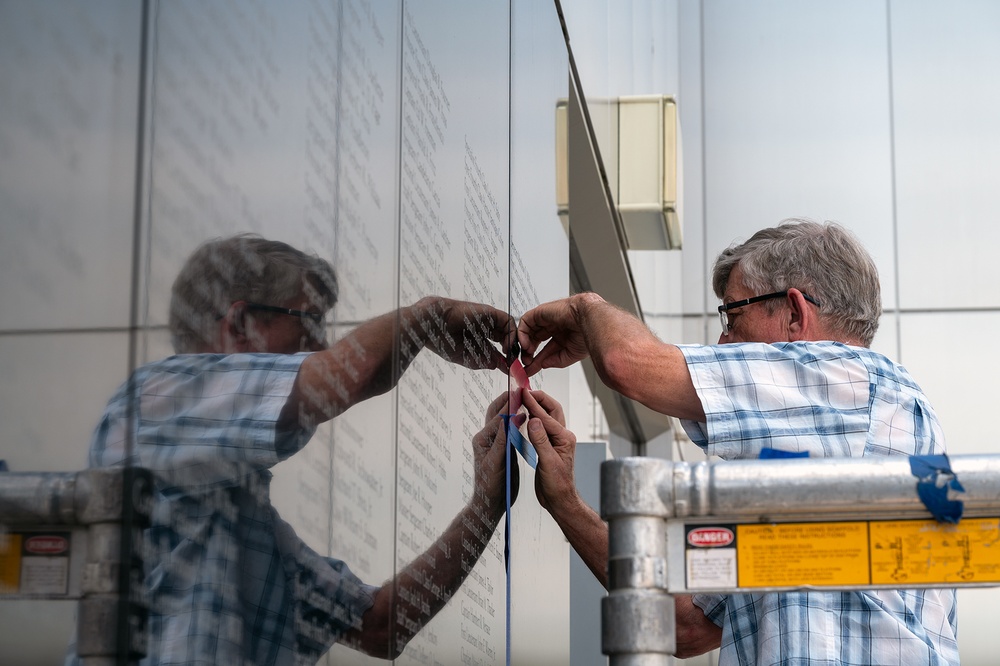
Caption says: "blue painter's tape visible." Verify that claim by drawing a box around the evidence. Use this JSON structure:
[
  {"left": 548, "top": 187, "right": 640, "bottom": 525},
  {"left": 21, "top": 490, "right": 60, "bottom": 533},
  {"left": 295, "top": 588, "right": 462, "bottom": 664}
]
[
  {"left": 502, "top": 414, "right": 537, "bottom": 469},
  {"left": 909, "top": 454, "right": 965, "bottom": 524},
  {"left": 759, "top": 447, "right": 809, "bottom": 459}
]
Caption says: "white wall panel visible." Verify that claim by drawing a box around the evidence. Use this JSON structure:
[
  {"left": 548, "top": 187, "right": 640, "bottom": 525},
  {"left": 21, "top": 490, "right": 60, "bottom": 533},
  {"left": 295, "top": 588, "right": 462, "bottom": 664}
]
[
  {"left": 701, "top": 0, "right": 897, "bottom": 311},
  {"left": 898, "top": 311, "right": 1000, "bottom": 457},
  {"left": 0, "top": 1, "right": 141, "bottom": 332},
  {"left": 891, "top": 1, "right": 1000, "bottom": 310}
]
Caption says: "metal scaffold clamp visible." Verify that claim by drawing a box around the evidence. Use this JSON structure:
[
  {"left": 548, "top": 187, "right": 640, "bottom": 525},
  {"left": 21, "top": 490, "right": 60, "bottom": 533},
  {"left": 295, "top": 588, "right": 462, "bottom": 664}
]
[
  {"left": 600, "top": 454, "right": 1000, "bottom": 664},
  {"left": 0, "top": 467, "right": 153, "bottom": 664}
]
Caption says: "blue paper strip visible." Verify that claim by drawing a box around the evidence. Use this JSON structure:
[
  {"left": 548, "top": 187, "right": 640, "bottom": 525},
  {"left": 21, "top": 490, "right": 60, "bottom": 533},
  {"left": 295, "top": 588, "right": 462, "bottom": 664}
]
[
  {"left": 909, "top": 454, "right": 965, "bottom": 524},
  {"left": 504, "top": 426, "right": 512, "bottom": 666},
  {"left": 759, "top": 447, "right": 809, "bottom": 459},
  {"left": 502, "top": 414, "right": 538, "bottom": 469}
]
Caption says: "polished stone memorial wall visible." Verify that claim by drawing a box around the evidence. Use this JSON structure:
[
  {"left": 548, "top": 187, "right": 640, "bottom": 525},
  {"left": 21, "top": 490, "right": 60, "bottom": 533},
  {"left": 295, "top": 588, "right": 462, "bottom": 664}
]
[{"left": 0, "top": 1, "right": 570, "bottom": 663}]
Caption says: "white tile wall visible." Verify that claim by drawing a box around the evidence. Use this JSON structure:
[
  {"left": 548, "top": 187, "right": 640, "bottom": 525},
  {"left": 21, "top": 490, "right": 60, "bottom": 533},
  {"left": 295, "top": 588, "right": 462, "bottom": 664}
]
[
  {"left": 897, "top": 311, "right": 1000, "bottom": 457},
  {"left": 699, "top": 0, "right": 898, "bottom": 312},
  {"left": 0, "top": 332, "right": 131, "bottom": 472},
  {"left": 892, "top": 1, "right": 1000, "bottom": 310},
  {"left": 0, "top": 1, "right": 141, "bottom": 332}
]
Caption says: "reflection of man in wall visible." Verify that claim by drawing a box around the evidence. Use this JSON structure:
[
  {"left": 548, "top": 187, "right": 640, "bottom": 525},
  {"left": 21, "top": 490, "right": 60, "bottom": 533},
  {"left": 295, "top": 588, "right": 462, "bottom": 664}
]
[
  {"left": 516, "top": 220, "right": 958, "bottom": 664},
  {"left": 83, "top": 235, "right": 519, "bottom": 664}
]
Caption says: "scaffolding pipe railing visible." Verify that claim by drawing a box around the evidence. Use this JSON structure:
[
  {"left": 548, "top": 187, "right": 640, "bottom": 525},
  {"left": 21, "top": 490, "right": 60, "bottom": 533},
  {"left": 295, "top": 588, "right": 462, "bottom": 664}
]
[
  {"left": 0, "top": 468, "right": 153, "bottom": 665},
  {"left": 600, "top": 454, "right": 1000, "bottom": 664}
]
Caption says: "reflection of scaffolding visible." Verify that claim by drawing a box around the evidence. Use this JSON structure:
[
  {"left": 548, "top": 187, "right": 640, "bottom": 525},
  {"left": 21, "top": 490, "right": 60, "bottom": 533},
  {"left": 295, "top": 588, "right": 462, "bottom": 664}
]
[
  {"left": 601, "top": 454, "right": 1000, "bottom": 663},
  {"left": 0, "top": 469, "right": 152, "bottom": 664}
]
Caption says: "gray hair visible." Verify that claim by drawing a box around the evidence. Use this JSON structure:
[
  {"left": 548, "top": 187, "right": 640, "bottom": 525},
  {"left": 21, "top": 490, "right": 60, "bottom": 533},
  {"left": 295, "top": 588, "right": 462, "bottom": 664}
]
[
  {"left": 169, "top": 234, "right": 338, "bottom": 353},
  {"left": 712, "top": 219, "right": 881, "bottom": 346}
]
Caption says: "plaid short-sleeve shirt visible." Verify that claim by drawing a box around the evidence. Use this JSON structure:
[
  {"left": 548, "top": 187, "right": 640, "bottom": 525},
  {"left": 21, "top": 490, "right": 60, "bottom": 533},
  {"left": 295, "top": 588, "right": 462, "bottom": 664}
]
[
  {"left": 679, "top": 342, "right": 959, "bottom": 666},
  {"left": 86, "top": 353, "right": 377, "bottom": 666}
]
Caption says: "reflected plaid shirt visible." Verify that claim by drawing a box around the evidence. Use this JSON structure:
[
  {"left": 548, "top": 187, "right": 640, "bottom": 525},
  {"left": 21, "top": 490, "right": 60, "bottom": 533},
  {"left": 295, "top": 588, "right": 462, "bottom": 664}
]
[
  {"left": 86, "top": 353, "right": 377, "bottom": 666},
  {"left": 679, "top": 342, "right": 959, "bottom": 666}
]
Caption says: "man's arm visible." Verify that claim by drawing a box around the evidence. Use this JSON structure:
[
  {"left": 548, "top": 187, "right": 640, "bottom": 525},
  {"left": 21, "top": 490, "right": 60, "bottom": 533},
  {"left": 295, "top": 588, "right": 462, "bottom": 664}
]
[
  {"left": 522, "top": 388, "right": 721, "bottom": 658},
  {"left": 520, "top": 389, "right": 608, "bottom": 586},
  {"left": 517, "top": 293, "right": 705, "bottom": 422},
  {"left": 343, "top": 392, "right": 518, "bottom": 658},
  {"left": 283, "top": 297, "right": 515, "bottom": 429}
]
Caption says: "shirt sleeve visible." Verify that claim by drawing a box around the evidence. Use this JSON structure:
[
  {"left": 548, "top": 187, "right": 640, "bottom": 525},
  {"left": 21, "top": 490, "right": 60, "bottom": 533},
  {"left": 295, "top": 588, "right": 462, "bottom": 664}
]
[
  {"left": 94, "top": 353, "right": 317, "bottom": 488},
  {"left": 691, "top": 593, "right": 727, "bottom": 628},
  {"left": 273, "top": 516, "right": 378, "bottom": 657},
  {"left": 677, "top": 342, "right": 873, "bottom": 460}
]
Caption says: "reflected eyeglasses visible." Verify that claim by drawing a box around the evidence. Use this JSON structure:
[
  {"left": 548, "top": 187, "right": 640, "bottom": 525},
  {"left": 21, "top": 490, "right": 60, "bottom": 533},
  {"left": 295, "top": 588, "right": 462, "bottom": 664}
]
[
  {"left": 717, "top": 291, "right": 821, "bottom": 336},
  {"left": 245, "top": 303, "right": 326, "bottom": 325}
]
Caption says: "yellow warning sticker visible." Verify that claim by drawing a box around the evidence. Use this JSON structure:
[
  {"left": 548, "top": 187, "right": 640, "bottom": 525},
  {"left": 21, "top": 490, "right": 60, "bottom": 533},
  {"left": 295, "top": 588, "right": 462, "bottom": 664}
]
[
  {"left": 0, "top": 533, "right": 23, "bottom": 594},
  {"left": 737, "top": 522, "right": 870, "bottom": 588},
  {"left": 870, "top": 518, "right": 1000, "bottom": 585},
  {"left": 728, "top": 518, "right": 1000, "bottom": 589}
]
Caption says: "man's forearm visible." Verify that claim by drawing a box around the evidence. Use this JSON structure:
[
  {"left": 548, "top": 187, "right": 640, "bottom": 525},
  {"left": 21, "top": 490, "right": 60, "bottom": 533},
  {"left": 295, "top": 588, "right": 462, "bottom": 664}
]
[
  {"left": 288, "top": 308, "right": 403, "bottom": 427},
  {"left": 352, "top": 495, "right": 504, "bottom": 657},
  {"left": 546, "top": 491, "right": 609, "bottom": 589},
  {"left": 289, "top": 299, "right": 453, "bottom": 427},
  {"left": 289, "top": 298, "right": 507, "bottom": 428},
  {"left": 571, "top": 294, "right": 705, "bottom": 422}
]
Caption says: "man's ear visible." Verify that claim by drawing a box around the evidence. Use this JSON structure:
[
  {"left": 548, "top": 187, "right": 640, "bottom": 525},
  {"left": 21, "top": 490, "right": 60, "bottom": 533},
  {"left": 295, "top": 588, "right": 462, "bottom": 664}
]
[
  {"left": 785, "top": 288, "right": 815, "bottom": 342},
  {"left": 219, "top": 301, "right": 251, "bottom": 353}
]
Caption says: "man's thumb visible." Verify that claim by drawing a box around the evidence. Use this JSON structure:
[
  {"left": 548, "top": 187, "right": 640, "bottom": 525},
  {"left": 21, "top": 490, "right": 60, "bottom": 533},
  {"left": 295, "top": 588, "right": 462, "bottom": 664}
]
[{"left": 527, "top": 419, "right": 547, "bottom": 445}]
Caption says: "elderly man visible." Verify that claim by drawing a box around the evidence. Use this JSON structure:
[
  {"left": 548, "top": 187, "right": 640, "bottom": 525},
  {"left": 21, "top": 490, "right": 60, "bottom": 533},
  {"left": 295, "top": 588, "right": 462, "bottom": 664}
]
[
  {"left": 84, "top": 234, "right": 519, "bottom": 664},
  {"left": 517, "top": 220, "right": 957, "bottom": 664}
]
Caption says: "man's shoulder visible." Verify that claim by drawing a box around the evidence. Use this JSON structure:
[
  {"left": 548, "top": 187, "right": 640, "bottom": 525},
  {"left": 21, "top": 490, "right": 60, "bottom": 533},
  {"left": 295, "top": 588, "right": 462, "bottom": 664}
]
[
  {"left": 681, "top": 340, "right": 878, "bottom": 364},
  {"left": 773, "top": 341, "right": 906, "bottom": 369},
  {"left": 136, "top": 353, "right": 228, "bottom": 374},
  {"left": 103, "top": 353, "right": 310, "bottom": 413},
  {"left": 132, "top": 352, "right": 310, "bottom": 379},
  {"left": 777, "top": 342, "right": 930, "bottom": 402},
  {"left": 681, "top": 342, "right": 916, "bottom": 387}
]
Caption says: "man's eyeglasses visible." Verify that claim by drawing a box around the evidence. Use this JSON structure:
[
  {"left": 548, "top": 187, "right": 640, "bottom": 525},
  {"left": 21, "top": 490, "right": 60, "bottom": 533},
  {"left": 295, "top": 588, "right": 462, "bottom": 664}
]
[
  {"left": 245, "top": 303, "right": 326, "bottom": 324},
  {"left": 717, "top": 291, "right": 821, "bottom": 336}
]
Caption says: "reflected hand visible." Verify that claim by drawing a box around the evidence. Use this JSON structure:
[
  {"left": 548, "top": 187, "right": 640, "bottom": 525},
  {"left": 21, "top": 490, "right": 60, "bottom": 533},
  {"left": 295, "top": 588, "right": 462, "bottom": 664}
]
[
  {"left": 416, "top": 297, "right": 516, "bottom": 372},
  {"left": 473, "top": 391, "right": 522, "bottom": 521},
  {"left": 517, "top": 295, "right": 595, "bottom": 377},
  {"left": 521, "top": 389, "right": 577, "bottom": 514}
]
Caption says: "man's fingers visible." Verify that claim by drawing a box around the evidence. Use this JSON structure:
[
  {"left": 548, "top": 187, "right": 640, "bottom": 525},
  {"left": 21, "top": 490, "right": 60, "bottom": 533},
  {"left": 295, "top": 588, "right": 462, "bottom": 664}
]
[
  {"left": 482, "top": 306, "right": 517, "bottom": 372},
  {"left": 515, "top": 329, "right": 539, "bottom": 364},
  {"left": 484, "top": 391, "right": 512, "bottom": 423},
  {"left": 525, "top": 389, "right": 566, "bottom": 426},
  {"left": 491, "top": 420, "right": 508, "bottom": 448},
  {"left": 482, "top": 346, "right": 505, "bottom": 372},
  {"left": 521, "top": 388, "right": 566, "bottom": 434},
  {"left": 516, "top": 312, "right": 552, "bottom": 360},
  {"left": 470, "top": 304, "right": 515, "bottom": 345},
  {"left": 526, "top": 418, "right": 552, "bottom": 452},
  {"left": 521, "top": 342, "right": 561, "bottom": 376}
]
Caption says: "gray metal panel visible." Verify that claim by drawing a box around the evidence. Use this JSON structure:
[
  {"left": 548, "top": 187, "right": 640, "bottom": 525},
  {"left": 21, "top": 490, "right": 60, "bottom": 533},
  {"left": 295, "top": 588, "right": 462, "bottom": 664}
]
[{"left": 565, "top": 68, "right": 673, "bottom": 448}]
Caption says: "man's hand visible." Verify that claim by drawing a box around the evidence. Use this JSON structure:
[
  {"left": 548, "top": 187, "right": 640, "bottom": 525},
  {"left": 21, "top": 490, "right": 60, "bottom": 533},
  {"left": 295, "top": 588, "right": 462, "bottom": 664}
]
[
  {"left": 675, "top": 596, "right": 723, "bottom": 658},
  {"left": 522, "top": 387, "right": 611, "bottom": 588},
  {"left": 519, "top": 292, "right": 706, "bottom": 422},
  {"left": 472, "top": 391, "right": 522, "bottom": 521},
  {"left": 413, "top": 297, "right": 516, "bottom": 372},
  {"left": 521, "top": 389, "right": 577, "bottom": 514},
  {"left": 517, "top": 294, "right": 602, "bottom": 377}
]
